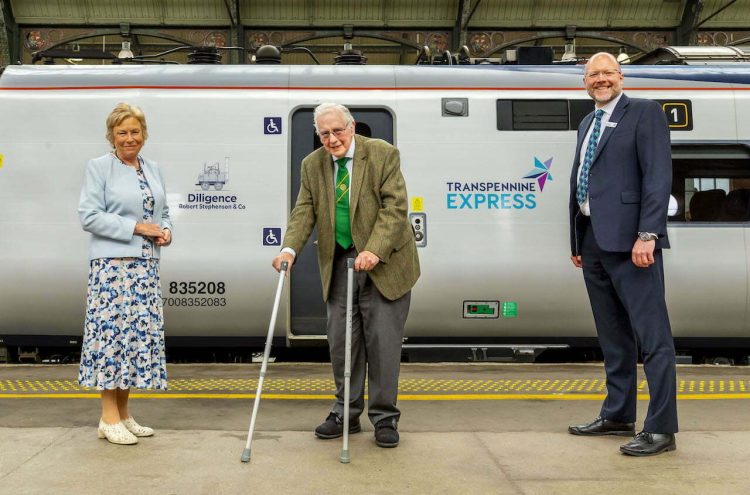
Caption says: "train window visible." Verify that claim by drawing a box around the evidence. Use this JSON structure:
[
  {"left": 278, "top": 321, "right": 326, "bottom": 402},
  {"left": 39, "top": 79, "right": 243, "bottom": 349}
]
[
  {"left": 569, "top": 99, "right": 595, "bottom": 129},
  {"left": 669, "top": 145, "right": 750, "bottom": 223},
  {"left": 496, "top": 99, "right": 593, "bottom": 131},
  {"left": 515, "top": 100, "right": 567, "bottom": 130},
  {"left": 355, "top": 122, "right": 372, "bottom": 137}
]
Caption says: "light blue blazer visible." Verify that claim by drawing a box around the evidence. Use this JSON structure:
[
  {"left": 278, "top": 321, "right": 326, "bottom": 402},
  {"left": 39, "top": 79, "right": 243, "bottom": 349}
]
[{"left": 79, "top": 153, "right": 173, "bottom": 260}]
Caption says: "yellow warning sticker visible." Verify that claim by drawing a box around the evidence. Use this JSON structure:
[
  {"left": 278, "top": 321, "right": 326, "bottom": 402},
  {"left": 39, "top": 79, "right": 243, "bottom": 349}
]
[
  {"left": 0, "top": 153, "right": 4, "bottom": 168},
  {"left": 411, "top": 196, "right": 424, "bottom": 212}
]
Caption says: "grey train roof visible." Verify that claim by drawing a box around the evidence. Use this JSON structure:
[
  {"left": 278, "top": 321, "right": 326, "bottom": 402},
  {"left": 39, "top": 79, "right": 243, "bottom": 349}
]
[{"left": 2, "top": 64, "right": 750, "bottom": 90}]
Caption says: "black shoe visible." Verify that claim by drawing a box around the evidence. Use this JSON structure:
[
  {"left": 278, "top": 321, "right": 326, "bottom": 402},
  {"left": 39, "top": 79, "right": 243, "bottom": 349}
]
[
  {"left": 620, "top": 431, "right": 676, "bottom": 456},
  {"left": 314, "top": 413, "right": 361, "bottom": 439},
  {"left": 568, "top": 416, "right": 635, "bottom": 436},
  {"left": 374, "top": 418, "right": 399, "bottom": 448}
]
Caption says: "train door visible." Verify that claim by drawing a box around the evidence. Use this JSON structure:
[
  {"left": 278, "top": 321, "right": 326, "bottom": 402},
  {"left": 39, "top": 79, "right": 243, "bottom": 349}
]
[
  {"left": 666, "top": 144, "right": 750, "bottom": 336},
  {"left": 289, "top": 108, "right": 394, "bottom": 336}
]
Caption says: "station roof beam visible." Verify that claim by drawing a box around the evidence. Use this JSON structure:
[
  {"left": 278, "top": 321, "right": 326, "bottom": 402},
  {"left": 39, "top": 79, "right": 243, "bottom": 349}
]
[
  {"left": 453, "top": 0, "right": 482, "bottom": 53},
  {"left": 0, "top": 0, "right": 18, "bottom": 66},
  {"left": 223, "top": 0, "right": 244, "bottom": 64}
]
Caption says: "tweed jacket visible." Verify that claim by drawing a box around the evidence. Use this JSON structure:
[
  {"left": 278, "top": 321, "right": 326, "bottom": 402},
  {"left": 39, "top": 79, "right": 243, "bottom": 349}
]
[
  {"left": 283, "top": 135, "right": 420, "bottom": 301},
  {"left": 79, "top": 153, "right": 173, "bottom": 260}
]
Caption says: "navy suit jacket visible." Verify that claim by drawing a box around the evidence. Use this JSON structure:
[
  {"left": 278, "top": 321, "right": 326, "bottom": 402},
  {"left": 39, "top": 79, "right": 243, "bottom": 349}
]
[{"left": 569, "top": 93, "right": 672, "bottom": 255}]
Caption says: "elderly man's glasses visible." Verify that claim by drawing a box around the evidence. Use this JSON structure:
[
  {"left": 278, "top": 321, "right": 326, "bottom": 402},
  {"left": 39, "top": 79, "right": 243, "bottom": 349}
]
[
  {"left": 318, "top": 127, "right": 349, "bottom": 141},
  {"left": 585, "top": 70, "right": 621, "bottom": 80}
]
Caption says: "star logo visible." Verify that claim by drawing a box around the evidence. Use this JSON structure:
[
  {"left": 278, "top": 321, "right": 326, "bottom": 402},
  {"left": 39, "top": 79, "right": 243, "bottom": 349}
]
[{"left": 523, "top": 157, "right": 553, "bottom": 191}]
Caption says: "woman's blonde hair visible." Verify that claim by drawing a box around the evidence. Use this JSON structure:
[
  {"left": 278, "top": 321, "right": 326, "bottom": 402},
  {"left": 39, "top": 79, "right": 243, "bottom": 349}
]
[{"left": 105, "top": 102, "right": 148, "bottom": 146}]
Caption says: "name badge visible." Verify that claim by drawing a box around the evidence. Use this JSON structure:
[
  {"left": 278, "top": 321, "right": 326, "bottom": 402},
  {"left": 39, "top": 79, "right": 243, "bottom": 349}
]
[{"left": 605, "top": 122, "right": 618, "bottom": 128}]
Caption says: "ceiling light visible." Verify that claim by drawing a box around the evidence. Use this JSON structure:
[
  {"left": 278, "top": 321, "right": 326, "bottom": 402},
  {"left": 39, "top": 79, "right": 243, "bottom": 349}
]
[{"left": 118, "top": 41, "right": 134, "bottom": 59}]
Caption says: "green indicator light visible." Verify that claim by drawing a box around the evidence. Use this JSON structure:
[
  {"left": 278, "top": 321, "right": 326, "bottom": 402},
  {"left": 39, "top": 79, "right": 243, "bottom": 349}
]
[
  {"left": 502, "top": 302, "right": 518, "bottom": 318},
  {"left": 467, "top": 304, "right": 493, "bottom": 315}
]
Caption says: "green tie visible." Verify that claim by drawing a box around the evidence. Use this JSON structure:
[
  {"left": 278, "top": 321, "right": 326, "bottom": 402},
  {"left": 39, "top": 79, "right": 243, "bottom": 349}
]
[{"left": 335, "top": 157, "right": 352, "bottom": 249}]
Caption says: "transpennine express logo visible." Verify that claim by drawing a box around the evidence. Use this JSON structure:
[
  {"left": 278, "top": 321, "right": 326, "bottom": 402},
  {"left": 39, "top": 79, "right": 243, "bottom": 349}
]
[
  {"left": 523, "top": 157, "right": 553, "bottom": 192},
  {"left": 446, "top": 156, "right": 553, "bottom": 210}
]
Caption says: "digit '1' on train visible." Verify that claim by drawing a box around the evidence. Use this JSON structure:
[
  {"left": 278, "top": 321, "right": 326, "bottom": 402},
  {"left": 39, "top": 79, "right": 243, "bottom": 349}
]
[{"left": 1, "top": 45, "right": 749, "bottom": 362}]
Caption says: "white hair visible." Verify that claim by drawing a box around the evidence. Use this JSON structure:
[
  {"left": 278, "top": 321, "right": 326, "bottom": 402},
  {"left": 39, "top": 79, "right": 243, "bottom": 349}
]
[{"left": 313, "top": 103, "right": 354, "bottom": 133}]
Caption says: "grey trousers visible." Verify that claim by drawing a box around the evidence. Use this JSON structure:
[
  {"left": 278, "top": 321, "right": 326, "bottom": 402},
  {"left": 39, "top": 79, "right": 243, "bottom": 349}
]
[{"left": 326, "top": 248, "right": 411, "bottom": 426}]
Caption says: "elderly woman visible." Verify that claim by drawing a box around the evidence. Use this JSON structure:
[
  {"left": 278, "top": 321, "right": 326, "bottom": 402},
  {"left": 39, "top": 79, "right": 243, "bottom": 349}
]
[{"left": 77, "top": 103, "right": 172, "bottom": 445}]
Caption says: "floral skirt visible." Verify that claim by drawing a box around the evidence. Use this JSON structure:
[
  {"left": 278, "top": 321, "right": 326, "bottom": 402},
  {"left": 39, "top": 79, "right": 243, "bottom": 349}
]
[{"left": 78, "top": 258, "right": 167, "bottom": 390}]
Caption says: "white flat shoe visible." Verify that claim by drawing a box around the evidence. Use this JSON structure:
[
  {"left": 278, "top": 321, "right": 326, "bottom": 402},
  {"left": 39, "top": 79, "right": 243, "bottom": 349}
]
[
  {"left": 122, "top": 416, "right": 154, "bottom": 437},
  {"left": 97, "top": 419, "right": 138, "bottom": 445}
]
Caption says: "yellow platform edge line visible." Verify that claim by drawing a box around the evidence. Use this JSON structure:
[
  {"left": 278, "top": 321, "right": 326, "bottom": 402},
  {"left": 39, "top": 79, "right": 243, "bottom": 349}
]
[{"left": 1, "top": 393, "right": 750, "bottom": 400}]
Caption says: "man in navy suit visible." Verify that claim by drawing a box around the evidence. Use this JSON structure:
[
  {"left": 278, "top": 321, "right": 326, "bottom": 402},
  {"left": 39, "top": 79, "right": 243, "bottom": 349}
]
[{"left": 567, "top": 52, "right": 678, "bottom": 456}]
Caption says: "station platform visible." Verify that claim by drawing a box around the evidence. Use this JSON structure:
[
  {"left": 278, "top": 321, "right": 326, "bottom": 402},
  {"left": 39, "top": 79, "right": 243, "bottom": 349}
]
[{"left": 1, "top": 362, "right": 749, "bottom": 494}]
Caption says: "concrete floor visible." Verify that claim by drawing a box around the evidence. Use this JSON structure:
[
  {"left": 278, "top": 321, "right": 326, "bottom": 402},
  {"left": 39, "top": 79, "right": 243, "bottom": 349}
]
[{"left": 1, "top": 363, "right": 749, "bottom": 495}]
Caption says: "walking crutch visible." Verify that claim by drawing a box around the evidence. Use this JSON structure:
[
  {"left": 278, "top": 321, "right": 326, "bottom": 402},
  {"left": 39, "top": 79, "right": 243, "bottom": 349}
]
[
  {"left": 340, "top": 257, "right": 355, "bottom": 464},
  {"left": 241, "top": 260, "right": 288, "bottom": 463}
]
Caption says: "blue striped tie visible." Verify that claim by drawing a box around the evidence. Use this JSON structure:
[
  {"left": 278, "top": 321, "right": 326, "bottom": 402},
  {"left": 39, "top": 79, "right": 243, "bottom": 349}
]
[{"left": 576, "top": 109, "right": 605, "bottom": 205}]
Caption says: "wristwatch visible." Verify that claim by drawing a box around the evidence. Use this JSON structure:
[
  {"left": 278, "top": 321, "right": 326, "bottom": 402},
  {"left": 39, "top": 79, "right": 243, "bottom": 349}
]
[{"left": 638, "top": 232, "right": 659, "bottom": 242}]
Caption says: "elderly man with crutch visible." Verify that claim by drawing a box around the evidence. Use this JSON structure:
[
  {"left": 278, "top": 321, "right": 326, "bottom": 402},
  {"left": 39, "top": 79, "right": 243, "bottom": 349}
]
[{"left": 273, "top": 102, "right": 420, "bottom": 454}]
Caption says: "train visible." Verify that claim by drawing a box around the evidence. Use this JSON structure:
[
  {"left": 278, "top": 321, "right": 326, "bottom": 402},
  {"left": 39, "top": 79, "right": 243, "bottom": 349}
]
[{"left": 1, "top": 60, "right": 749, "bottom": 360}]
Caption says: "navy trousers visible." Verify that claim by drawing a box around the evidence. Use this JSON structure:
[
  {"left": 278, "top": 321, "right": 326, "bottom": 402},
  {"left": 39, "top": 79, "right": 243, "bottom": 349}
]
[{"left": 581, "top": 222, "right": 678, "bottom": 434}]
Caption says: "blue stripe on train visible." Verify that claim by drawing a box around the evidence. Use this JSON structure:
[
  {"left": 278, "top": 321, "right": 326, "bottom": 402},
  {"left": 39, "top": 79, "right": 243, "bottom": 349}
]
[{"left": 442, "top": 64, "right": 750, "bottom": 85}]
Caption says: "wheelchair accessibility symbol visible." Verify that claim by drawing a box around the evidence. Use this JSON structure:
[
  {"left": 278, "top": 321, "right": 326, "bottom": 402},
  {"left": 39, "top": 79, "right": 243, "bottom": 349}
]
[
  {"left": 263, "top": 227, "right": 281, "bottom": 246},
  {"left": 264, "top": 117, "right": 282, "bottom": 135}
]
